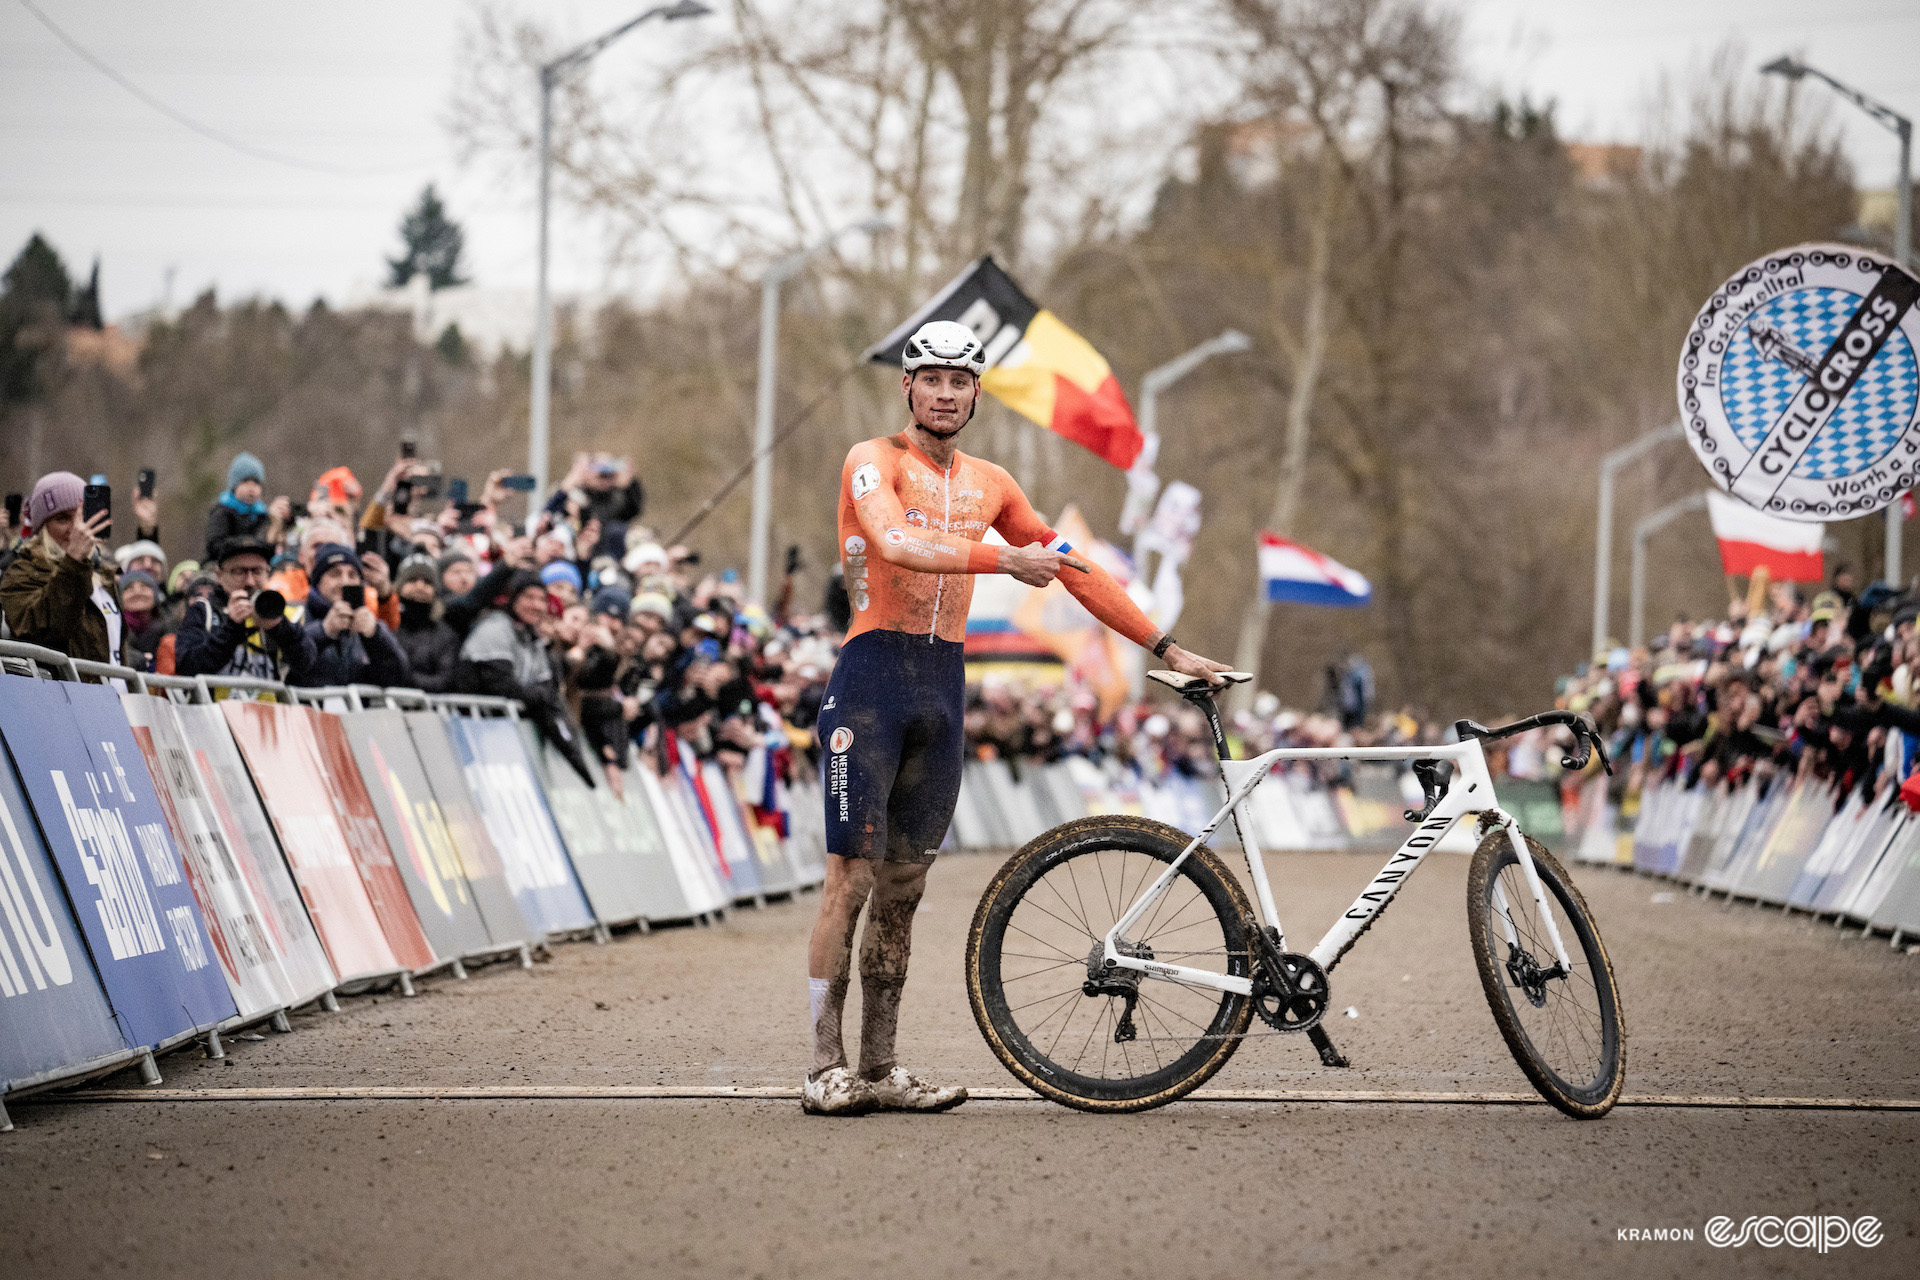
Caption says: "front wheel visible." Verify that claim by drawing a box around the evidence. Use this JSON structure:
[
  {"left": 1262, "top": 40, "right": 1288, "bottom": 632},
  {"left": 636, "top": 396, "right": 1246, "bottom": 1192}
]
[
  {"left": 967, "top": 815, "right": 1256, "bottom": 1112},
  {"left": 1467, "top": 828, "right": 1626, "bottom": 1118}
]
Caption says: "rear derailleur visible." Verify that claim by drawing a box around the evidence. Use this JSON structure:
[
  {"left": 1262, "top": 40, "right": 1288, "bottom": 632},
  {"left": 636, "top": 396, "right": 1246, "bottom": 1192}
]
[{"left": 1085, "top": 939, "right": 1154, "bottom": 1043}]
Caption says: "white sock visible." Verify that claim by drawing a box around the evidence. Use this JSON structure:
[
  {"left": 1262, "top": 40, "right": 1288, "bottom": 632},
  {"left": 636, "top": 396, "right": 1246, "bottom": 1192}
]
[{"left": 809, "top": 977, "right": 831, "bottom": 1028}]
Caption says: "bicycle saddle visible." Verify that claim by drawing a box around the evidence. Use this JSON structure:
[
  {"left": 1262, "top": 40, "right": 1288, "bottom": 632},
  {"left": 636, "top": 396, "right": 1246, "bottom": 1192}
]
[{"left": 1146, "top": 670, "right": 1255, "bottom": 692}]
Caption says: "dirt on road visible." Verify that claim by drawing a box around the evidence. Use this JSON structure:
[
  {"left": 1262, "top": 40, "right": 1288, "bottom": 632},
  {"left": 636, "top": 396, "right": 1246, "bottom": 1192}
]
[{"left": 5, "top": 849, "right": 1918, "bottom": 1278}]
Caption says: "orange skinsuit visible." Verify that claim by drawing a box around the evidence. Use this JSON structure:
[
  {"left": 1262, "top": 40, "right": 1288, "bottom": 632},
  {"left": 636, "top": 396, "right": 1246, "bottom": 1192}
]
[{"left": 836, "top": 433, "right": 1161, "bottom": 648}]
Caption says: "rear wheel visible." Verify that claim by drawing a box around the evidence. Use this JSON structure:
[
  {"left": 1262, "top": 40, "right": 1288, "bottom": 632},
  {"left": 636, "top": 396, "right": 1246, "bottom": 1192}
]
[
  {"left": 1467, "top": 828, "right": 1625, "bottom": 1118},
  {"left": 967, "top": 815, "right": 1255, "bottom": 1112}
]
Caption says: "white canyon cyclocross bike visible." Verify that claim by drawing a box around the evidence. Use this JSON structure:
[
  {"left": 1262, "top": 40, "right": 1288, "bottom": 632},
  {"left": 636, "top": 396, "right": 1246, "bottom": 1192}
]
[{"left": 966, "top": 671, "right": 1626, "bottom": 1118}]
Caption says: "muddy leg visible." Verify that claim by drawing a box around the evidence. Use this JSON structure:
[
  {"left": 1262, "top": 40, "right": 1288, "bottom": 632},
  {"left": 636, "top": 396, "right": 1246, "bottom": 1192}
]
[
  {"left": 807, "top": 855, "right": 875, "bottom": 1078},
  {"left": 857, "top": 861, "right": 931, "bottom": 1081}
]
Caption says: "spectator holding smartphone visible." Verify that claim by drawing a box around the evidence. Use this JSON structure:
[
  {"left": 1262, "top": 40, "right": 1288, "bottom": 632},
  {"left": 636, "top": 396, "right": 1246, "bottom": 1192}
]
[
  {"left": 0, "top": 470, "right": 125, "bottom": 674},
  {"left": 564, "top": 452, "right": 644, "bottom": 529},
  {"left": 297, "top": 543, "right": 408, "bottom": 687}
]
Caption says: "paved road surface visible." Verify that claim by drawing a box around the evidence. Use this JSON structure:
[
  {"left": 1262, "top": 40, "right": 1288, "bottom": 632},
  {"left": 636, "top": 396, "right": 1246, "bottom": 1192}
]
[{"left": 6, "top": 848, "right": 1918, "bottom": 1277}]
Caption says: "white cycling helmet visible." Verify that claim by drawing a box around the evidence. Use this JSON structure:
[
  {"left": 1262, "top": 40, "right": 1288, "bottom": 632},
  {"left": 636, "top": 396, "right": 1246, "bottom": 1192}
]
[{"left": 902, "top": 319, "right": 987, "bottom": 376}]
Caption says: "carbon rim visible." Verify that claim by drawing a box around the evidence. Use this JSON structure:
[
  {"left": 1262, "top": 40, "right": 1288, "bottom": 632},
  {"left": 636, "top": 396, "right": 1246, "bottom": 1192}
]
[{"left": 979, "top": 842, "right": 1249, "bottom": 1098}]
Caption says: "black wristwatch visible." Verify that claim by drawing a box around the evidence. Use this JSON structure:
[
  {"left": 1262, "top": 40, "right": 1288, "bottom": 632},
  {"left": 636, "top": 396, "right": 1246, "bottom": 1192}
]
[{"left": 1152, "top": 633, "right": 1177, "bottom": 660}]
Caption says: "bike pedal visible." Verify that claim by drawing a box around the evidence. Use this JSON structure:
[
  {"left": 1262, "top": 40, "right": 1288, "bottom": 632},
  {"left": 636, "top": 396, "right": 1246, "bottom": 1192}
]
[{"left": 1307, "top": 1025, "right": 1349, "bottom": 1069}]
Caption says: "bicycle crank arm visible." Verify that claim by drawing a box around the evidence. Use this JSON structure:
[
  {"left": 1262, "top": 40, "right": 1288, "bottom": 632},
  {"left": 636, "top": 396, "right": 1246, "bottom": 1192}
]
[{"left": 1307, "top": 1024, "right": 1349, "bottom": 1069}]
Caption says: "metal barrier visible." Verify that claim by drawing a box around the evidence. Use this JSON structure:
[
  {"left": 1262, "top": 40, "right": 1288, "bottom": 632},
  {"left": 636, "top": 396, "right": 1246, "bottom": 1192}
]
[
  {"left": 1574, "top": 770, "right": 1920, "bottom": 948},
  {"left": 0, "top": 639, "right": 823, "bottom": 1127}
]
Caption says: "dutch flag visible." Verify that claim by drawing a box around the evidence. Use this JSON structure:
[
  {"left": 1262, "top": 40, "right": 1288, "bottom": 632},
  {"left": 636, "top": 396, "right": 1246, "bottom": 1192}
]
[{"left": 1259, "top": 533, "right": 1371, "bottom": 608}]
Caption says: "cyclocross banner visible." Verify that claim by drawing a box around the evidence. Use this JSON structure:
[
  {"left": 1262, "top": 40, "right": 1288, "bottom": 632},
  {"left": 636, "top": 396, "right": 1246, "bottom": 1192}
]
[{"left": 1678, "top": 243, "right": 1920, "bottom": 520}]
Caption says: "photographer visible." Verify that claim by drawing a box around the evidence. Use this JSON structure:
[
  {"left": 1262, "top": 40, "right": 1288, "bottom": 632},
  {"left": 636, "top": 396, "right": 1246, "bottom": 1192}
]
[
  {"left": 173, "top": 535, "right": 317, "bottom": 682},
  {"left": 297, "top": 543, "right": 408, "bottom": 688}
]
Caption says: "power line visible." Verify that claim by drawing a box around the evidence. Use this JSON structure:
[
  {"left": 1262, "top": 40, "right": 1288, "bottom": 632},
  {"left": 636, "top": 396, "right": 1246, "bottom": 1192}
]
[{"left": 15, "top": 0, "right": 435, "bottom": 178}]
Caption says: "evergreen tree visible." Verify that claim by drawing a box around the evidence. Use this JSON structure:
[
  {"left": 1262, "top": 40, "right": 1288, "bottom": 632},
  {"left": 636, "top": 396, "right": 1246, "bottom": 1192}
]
[
  {"left": 386, "top": 184, "right": 469, "bottom": 291},
  {"left": 69, "top": 258, "right": 103, "bottom": 330},
  {"left": 1, "top": 233, "right": 73, "bottom": 405}
]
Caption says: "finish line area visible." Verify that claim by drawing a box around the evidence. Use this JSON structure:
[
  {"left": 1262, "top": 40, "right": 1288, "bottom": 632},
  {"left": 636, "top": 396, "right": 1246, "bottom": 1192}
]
[
  {"left": 7, "top": 849, "right": 1918, "bottom": 1279},
  {"left": 36, "top": 1086, "right": 1920, "bottom": 1110}
]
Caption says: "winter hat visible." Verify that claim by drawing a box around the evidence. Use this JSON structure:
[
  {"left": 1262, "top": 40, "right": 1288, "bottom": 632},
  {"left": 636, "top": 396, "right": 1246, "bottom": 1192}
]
[
  {"left": 225, "top": 452, "right": 266, "bottom": 492},
  {"left": 503, "top": 568, "right": 546, "bottom": 607},
  {"left": 591, "top": 585, "right": 632, "bottom": 619},
  {"left": 114, "top": 539, "right": 168, "bottom": 574},
  {"left": 436, "top": 547, "right": 476, "bottom": 576},
  {"left": 119, "top": 569, "right": 160, "bottom": 599},
  {"left": 540, "top": 561, "right": 583, "bottom": 592},
  {"left": 623, "top": 541, "right": 669, "bottom": 574},
  {"left": 308, "top": 543, "right": 359, "bottom": 587},
  {"left": 310, "top": 466, "right": 362, "bottom": 509},
  {"left": 396, "top": 555, "right": 440, "bottom": 590},
  {"left": 27, "top": 471, "right": 84, "bottom": 527},
  {"left": 167, "top": 560, "right": 201, "bottom": 595},
  {"left": 628, "top": 591, "right": 674, "bottom": 622}
]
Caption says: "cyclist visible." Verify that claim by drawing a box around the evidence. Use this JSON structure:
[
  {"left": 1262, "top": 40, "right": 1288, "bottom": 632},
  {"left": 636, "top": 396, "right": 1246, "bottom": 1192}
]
[{"left": 804, "top": 319, "right": 1231, "bottom": 1115}]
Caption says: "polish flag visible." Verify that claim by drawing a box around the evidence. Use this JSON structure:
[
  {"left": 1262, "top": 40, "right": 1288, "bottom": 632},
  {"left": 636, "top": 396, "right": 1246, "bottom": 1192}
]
[
  {"left": 1706, "top": 491, "right": 1823, "bottom": 583},
  {"left": 1258, "top": 533, "right": 1372, "bottom": 608}
]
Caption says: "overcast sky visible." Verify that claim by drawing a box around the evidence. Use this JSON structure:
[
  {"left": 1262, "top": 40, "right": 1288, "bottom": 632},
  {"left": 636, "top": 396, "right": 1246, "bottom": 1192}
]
[{"left": 2, "top": 0, "right": 1915, "bottom": 323}]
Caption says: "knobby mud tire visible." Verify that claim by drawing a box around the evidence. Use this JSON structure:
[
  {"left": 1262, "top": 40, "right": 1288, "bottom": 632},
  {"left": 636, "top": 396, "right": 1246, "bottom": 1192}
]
[
  {"left": 1466, "top": 830, "right": 1626, "bottom": 1119},
  {"left": 967, "top": 815, "right": 1256, "bottom": 1113}
]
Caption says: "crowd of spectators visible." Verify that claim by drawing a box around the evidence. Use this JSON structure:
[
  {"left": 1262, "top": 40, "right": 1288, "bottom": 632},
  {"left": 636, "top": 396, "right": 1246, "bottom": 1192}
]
[
  {"left": 1557, "top": 565, "right": 1920, "bottom": 809},
  {"left": 0, "top": 450, "right": 833, "bottom": 802},
  {"left": 0, "top": 447, "right": 1496, "bottom": 808}
]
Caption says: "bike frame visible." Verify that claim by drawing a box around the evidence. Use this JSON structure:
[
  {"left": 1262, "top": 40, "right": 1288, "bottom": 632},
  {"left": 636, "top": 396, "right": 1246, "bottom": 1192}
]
[{"left": 1102, "top": 738, "right": 1573, "bottom": 994}]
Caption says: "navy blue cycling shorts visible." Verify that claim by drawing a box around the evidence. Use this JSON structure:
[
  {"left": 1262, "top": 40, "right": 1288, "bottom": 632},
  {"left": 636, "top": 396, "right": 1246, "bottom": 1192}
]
[{"left": 818, "top": 628, "right": 966, "bottom": 863}]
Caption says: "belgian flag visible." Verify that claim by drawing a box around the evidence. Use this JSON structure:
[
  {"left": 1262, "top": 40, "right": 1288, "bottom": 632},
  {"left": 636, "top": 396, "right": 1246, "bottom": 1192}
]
[{"left": 866, "top": 256, "right": 1145, "bottom": 470}]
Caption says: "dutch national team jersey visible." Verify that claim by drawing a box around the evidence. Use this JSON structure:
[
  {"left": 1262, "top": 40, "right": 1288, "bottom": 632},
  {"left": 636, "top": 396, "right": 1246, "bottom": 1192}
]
[{"left": 835, "top": 432, "right": 1158, "bottom": 649}]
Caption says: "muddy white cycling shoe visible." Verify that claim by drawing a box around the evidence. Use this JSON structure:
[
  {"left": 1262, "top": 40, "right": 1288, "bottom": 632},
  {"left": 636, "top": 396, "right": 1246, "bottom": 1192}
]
[
  {"left": 865, "top": 1067, "right": 968, "bottom": 1113},
  {"left": 801, "top": 1065, "right": 877, "bottom": 1116}
]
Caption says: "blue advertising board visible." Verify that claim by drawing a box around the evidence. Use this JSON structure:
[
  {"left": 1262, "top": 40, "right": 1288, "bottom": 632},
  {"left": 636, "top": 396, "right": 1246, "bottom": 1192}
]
[
  {"left": 0, "top": 738, "right": 130, "bottom": 1090},
  {"left": 441, "top": 717, "right": 594, "bottom": 936},
  {"left": 0, "top": 678, "right": 236, "bottom": 1046}
]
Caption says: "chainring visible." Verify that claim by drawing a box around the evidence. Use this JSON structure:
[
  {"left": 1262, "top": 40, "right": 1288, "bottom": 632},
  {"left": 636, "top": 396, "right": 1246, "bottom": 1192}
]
[{"left": 1251, "top": 949, "right": 1330, "bottom": 1033}]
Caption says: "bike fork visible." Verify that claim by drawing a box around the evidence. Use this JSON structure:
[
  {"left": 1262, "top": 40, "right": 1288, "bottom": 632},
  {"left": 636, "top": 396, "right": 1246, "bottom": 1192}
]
[{"left": 1502, "top": 818, "right": 1573, "bottom": 970}]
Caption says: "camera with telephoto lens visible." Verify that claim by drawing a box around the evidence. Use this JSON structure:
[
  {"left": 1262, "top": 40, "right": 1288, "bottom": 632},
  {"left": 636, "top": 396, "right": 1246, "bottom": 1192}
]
[{"left": 251, "top": 589, "right": 286, "bottom": 624}]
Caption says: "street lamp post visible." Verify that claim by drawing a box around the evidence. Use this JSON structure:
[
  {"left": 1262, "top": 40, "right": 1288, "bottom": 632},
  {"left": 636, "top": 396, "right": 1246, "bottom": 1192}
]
[
  {"left": 529, "top": 1, "right": 712, "bottom": 504},
  {"left": 1630, "top": 492, "right": 1711, "bottom": 649},
  {"left": 746, "top": 215, "right": 891, "bottom": 607},
  {"left": 1592, "top": 423, "right": 1684, "bottom": 661},
  {"left": 1763, "top": 54, "right": 1913, "bottom": 585},
  {"left": 1121, "top": 330, "right": 1252, "bottom": 549}
]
